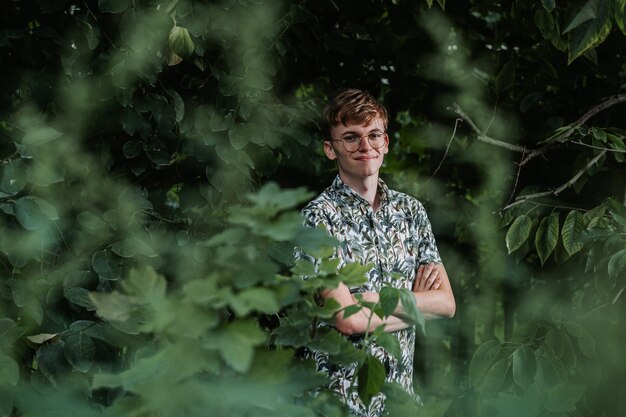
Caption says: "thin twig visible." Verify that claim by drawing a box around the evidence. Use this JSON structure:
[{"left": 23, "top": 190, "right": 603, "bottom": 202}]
[
  {"left": 549, "top": 94, "right": 626, "bottom": 143},
  {"left": 572, "top": 140, "right": 626, "bottom": 153},
  {"left": 430, "top": 118, "right": 462, "bottom": 179},
  {"left": 449, "top": 102, "right": 527, "bottom": 153},
  {"left": 554, "top": 150, "right": 606, "bottom": 195},
  {"left": 581, "top": 287, "right": 625, "bottom": 320},
  {"left": 501, "top": 150, "right": 607, "bottom": 210},
  {"left": 484, "top": 98, "right": 498, "bottom": 135},
  {"left": 82, "top": 0, "right": 117, "bottom": 49},
  {"left": 505, "top": 148, "right": 526, "bottom": 206}
]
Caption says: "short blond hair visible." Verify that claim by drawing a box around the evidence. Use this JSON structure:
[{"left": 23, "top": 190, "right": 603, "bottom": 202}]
[{"left": 321, "top": 89, "right": 388, "bottom": 138}]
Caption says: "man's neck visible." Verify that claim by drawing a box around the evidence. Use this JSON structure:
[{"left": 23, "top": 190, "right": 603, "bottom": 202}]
[{"left": 339, "top": 174, "right": 380, "bottom": 210}]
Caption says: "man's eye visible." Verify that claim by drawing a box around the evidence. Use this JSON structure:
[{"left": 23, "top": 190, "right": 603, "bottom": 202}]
[
  {"left": 343, "top": 136, "right": 359, "bottom": 142},
  {"left": 369, "top": 133, "right": 384, "bottom": 140}
]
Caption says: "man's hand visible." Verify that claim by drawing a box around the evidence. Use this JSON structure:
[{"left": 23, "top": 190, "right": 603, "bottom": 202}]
[{"left": 413, "top": 263, "right": 442, "bottom": 292}]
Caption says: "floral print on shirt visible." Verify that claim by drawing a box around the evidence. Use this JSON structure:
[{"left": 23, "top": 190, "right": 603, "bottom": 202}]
[{"left": 297, "top": 175, "right": 441, "bottom": 417}]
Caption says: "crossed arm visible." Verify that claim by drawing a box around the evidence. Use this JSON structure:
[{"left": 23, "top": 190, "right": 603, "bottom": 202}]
[{"left": 323, "top": 263, "right": 456, "bottom": 336}]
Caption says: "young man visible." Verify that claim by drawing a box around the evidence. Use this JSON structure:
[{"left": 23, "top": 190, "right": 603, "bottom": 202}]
[{"left": 299, "top": 89, "right": 455, "bottom": 416}]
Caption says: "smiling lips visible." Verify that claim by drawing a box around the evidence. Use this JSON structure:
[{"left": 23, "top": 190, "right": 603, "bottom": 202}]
[{"left": 353, "top": 155, "right": 378, "bottom": 161}]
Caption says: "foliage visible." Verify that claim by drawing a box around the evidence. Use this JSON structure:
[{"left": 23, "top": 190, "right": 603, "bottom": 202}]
[{"left": 1, "top": 0, "right": 625, "bottom": 416}]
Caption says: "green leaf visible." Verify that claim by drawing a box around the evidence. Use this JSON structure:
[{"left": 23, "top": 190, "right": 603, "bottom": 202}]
[
  {"left": 378, "top": 286, "right": 400, "bottom": 317},
  {"left": 167, "top": 89, "right": 185, "bottom": 123},
  {"left": 375, "top": 333, "right": 402, "bottom": 362},
  {"left": 217, "top": 320, "right": 266, "bottom": 373},
  {"left": 535, "top": 213, "right": 559, "bottom": 265},
  {"left": 564, "top": 0, "right": 598, "bottom": 33},
  {"left": 122, "top": 140, "right": 143, "bottom": 158},
  {"left": 77, "top": 18, "right": 99, "bottom": 50},
  {"left": 592, "top": 127, "right": 607, "bottom": 142},
  {"left": 617, "top": 0, "right": 626, "bottom": 35},
  {"left": 480, "top": 358, "right": 510, "bottom": 396},
  {"left": 22, "top": 126, "right": 63, "bottom": 146},
  {"left": 608, "top": 249, "right": 626, "bottom": 277},
  {"left": 64, "top": 333, "right": 95, "bottom": 373},
  {"left": 98, "top": 0, "right": 131, "bottom": 13},
  {"left": 399, "top": 289, "right": 425, "bottom": 334},
  {"left": 111, "top": 238, "right": 158, "bottom": 258},
  {"left": 561, "top": 210, "right": 586, "bottom": 255},
  {"left": 469, "top": 340, "right": 501, "bottom": 386},
  {"left": 36, "top": 342, "right": 68, "bottom": 383},
  {"left": 228, "top": 127, "right": 250, "bottom": 150},
  {"left": 122, "top": 267, "right": 167, "bottom": 301},
  {"left": 89, "top": 291, "right": 135, "bottom": 322},
  {"left": 64, "top": 287, "right": 96, "bottom": 310},
  {"left": 0, "top": 159, "right": 26, "bottom": 196},
  {"left": 309, "top": 330, "right": 344, "bottom": 355},
  {"left": 0, "top": 318, "right": 26, "bottom": 348},
  {"left": 545, "top": 384, "right": 585, "bottom": 412},
  {"left": 541, "top": 0, "right": 555, "bottom": 12},
  {"left": 506, "top": 214, "right": 532, "bottom": 253},
  {"left": 424, "top": 0, "right": 434, "bottom": 7},
  {"left": 92, "top": 250, "right": 121, "bottom": 280},
  {"left": 495, "top": 60, "right": 516, "bottom": 95},
  {"left": 357, "top": 355, "right": 386, "bottom": 406},
  {"left": 342, "top": 304, "right": 362, "bottom": 319},
  {"left": 14, "top": 196, "right": 44, "bottom": 230},
  {"left": 0, "top": 353, "right": 19, "bottom": 386},
  {"left": 231, "top": 288, "right": 280, "bottom": 315},
  {"left": 512, "top": 346, "right": 536, "bottom": 389},
  {"left": 168, "top": 26, "right": 195, "bottom": 59},
  {"left": 566, "top": 0, "right": 613, "bottom": 64}
]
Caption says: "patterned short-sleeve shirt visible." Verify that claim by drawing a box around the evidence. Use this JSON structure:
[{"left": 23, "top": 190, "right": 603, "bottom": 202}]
[{"left": 299, "top": 175, "right": 441, "bottom": 417}]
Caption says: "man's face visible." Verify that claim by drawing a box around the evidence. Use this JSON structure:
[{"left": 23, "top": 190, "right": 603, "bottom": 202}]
[{"left": 324, "top": 116, "right": 389, "bottom": 184}]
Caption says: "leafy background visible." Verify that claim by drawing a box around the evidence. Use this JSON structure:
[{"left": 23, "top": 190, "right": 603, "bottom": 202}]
[{"left": 1, "top": 0, "right": 625, "bottom": 416}]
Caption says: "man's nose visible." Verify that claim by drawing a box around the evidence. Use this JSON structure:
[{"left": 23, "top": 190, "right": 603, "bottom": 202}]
[{"left": 357, "top": 135, "right": 372, "bottom": 151}]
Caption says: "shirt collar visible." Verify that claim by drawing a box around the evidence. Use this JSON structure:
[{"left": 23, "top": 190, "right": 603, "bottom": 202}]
[{"left": 330, "top": 175, "right": 389, "bottom": 208}]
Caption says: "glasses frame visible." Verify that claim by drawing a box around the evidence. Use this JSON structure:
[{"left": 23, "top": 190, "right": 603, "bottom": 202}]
[{"left": 329, "top": 131, "right": 388, "bottom": 152}]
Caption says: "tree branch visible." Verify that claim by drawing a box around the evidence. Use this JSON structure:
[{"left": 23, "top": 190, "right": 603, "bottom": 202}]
[
  {"left": 451, "top": 94, "right": 626, "bottom": 166},
  {"left": 501, "top": 150, "right": 607, "bottom": 210},
  {"left": 448, "top": 102, "right": 526, "bottom": 153},
  {"left": 549, "top": 94, "right": 626, "bottom": 144}
]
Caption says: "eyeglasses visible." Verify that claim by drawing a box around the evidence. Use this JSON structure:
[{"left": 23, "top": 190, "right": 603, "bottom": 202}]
[{"left": 330, "top": 132, "right": 387, "bottom": 152}]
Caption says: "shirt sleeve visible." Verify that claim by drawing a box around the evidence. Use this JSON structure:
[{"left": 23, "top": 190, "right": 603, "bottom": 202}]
[{"left": 415, "top": 201, "right": 442, "bottom": 265}]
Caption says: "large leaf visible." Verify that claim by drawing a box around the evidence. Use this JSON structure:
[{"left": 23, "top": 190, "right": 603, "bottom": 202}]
[
  {"left": 535, "top": 213, "right": 559, "bottom": 265},
  {"left": 617, "top": 0, "right": 626, "bottom": 35},
  {"left": 566, "top": 0, "right": 613, "bottom": 64},
  {"left": 399, "top": 289, "right": 425, "bottom": 334},
  {"left": 561, "top": 210, "right": 586, "bottom": 255},
  {"left": 14, "top": 196, "right": 44, "bottom": 230},
  {"left": 64, "top": 333, "right": 95, "bottom": 373},
  {"left": 0, "top": 318, "right": 26, "bottom": 348},
  {"left": 506, "top": 214, "right": 532, "bottom": 253},
  {"left": 0, "top": 159, "right": 26, "bottom": 196},
  {"left": 545, "top": 384, "right": 585, "bottom": 412},
  {"left": 21, "top": 126, "right": 63, "bottom": 146},
  {"left": 216, "top": 320, "right": 266, "bottom": 373},
  {"left": 512, "top": 346, "right": 536, "bottom": 389},
  {"left": 375, "top": 333, "right": 402, "bottom": 362},
  {"left": 469, "top": 340, "right": 501, "bottom": 386},
  {"left": 0, "top": 353, "right": 19, "bottom": 386},
  {"left": 92, "top": 250, "right": 121, "bottom": 280},
  {"left": 357, "top": 355, "right": 386, "bottom": 406},
  {"left": 608, "top": 248, "right": 626, "bottom": 277},
  {"left": 378, "top": 286, "right": 400, "bottom": 318},
  {"left": 168, "top": 26, "right": 195, "bottom": 59}
]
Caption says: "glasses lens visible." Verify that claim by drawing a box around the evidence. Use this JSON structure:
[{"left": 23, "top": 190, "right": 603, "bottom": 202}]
[
  {"left": 368, "top": 133, "right": 385, "bottom": 149},
  {"left": 343, "top": 139, "right": 360, "bottom": 152}
]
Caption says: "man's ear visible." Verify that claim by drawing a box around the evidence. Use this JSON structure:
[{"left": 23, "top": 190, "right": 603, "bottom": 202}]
[
  {"left": 383, "top": 134, "right": 390, "bottom": 155},
  {"left": 323, "top": 141, "right": 337, "bottom": 160}
]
